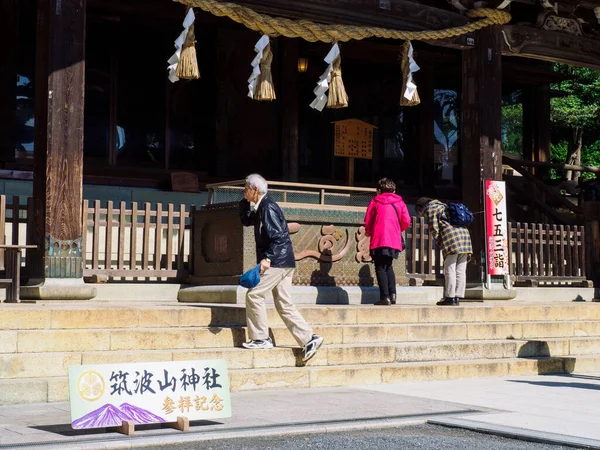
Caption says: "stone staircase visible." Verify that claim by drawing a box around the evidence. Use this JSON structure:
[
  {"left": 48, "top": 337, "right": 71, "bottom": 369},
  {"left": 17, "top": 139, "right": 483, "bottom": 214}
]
[{"left": 1, "top": 302, "right": 600, "bottom": 405}]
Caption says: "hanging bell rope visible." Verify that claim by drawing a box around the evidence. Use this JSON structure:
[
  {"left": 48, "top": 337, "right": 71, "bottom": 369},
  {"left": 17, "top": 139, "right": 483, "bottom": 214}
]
[
  {"left": 176, "top": 22, "right": 201, "bottom": 80},
  {"left": 254, "top": 43, "right": 276, "bottom": 101},
  {"left": 327, "top": 53, "right": 348, "bottom": 109},
  {"left": 400, "top": 41, "right": 420, "bottom": 107},
  {"left": 173, "top": 0, "right": 511, "bottom": 43}
]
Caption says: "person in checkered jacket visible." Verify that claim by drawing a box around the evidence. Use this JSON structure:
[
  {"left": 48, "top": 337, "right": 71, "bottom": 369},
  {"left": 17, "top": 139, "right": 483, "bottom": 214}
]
[{"left": 415, "top": 198, "right": 472, "bottom": 306}]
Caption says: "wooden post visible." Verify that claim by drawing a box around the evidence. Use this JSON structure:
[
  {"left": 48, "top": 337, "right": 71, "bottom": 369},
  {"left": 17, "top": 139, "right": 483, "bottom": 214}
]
[
  {"left": 25, "top": 0, "right": 95, "bottom": 299},
  {"left": 522, "top": 83, "right": 551, "bottom": 180},
  {"left": 534, "top": 83, "right": 551, "bottom": 178},
  {"left": 0, "top": 0, "right": 17, "bottom": 163},
  {"left": 584, "top": 201, "right": 600, "bottom": 286},
  {"left": 522, "top": 86, "right": 534, "bottom": 164},
  {"left": 167, "top": 416, "right": 190, "bottom": 432},
  {"left": 417, "top": 65, "right": 435, "bottom": 195},
  {"left": 346, "top": 157, "right": 355, "bottom": 186},
  {"left": 114, "top": 420, "right": 135, "bottom": 436},
  {"left": 461, "top": 25, "right": 503, "bottom": 283},
  {"left": 280, "top": 38, "right": 299, "bottom": 181}
]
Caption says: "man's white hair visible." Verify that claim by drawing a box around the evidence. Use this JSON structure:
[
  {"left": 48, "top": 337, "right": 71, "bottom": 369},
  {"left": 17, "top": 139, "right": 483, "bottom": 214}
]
[{"left": 245, "top": 173, "right": 268, "bottom": 194}]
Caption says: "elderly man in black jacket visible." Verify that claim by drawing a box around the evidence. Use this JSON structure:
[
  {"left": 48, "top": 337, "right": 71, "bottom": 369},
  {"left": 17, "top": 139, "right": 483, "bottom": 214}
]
[{"left": 239, "top": 173, "right": 324, "bottom": 362}]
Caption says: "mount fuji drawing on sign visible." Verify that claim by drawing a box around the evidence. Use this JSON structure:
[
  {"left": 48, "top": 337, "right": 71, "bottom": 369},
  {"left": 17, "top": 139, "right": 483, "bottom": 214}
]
[{"left": 72, "top": 403, "right": 166, "bottom": 429}]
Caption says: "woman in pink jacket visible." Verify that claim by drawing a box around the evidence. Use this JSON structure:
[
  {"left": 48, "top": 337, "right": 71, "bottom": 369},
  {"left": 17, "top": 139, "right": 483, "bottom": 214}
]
[{"left": 364, "top": 178, "right": 411, "bottom": 306}]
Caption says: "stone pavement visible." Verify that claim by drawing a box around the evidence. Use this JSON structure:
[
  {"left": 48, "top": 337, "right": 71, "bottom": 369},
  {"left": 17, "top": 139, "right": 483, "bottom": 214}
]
[{"left": 1, "top": 374, "right": 599, "bottom": 449}]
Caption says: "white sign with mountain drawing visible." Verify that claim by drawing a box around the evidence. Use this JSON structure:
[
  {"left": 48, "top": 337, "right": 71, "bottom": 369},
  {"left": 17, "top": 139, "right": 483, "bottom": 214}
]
[{"left": 68, "top": 360, "right": 231, "bottom": 429}]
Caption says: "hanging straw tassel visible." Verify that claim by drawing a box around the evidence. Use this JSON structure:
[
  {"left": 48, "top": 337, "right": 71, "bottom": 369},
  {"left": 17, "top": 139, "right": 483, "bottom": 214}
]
[
  {"left": 175, "top": 21, "right": 200, "bottom": 80},
  {"left": 254, "top": 43, "right": 276, "bottom": 101},
  {"left": 400, "top": 41, "right": 420, "bottom": 106},
  {"left": 327, "top": 53, "right": 349, "bottom": 109}
]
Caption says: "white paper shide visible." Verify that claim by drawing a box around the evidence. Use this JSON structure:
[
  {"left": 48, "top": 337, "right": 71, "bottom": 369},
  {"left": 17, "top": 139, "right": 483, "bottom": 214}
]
[
  {"left": 167, "top": 8, "right": 196, "bottom": 83},
  {"left": 310, "top": 43, "right": 340, "bottom": 112},
  {"left": 248, "top": 34, "right": 270, "bottom": 99},
  {"left": 403, "top": 42, "right": 420, "bottom": 102}
]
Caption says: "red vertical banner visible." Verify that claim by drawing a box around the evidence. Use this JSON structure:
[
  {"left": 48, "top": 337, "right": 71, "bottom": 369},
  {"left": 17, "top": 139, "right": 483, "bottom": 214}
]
[{"left": 485, "top": 180, "right": 509, "bottom": 275}]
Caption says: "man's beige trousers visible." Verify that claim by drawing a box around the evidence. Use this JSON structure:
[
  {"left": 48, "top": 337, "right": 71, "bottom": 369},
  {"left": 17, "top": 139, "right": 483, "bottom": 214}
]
[
  {"left": 443, "top": 253, "right": 468, "bottom": 298},
  {"left": 246, "top": 267, "right": 313, "bottom": 347}
]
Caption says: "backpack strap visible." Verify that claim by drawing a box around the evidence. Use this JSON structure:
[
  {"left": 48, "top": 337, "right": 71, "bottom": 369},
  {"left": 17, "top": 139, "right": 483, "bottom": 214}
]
[{"left": 388, "top": 203, "right": 406, "bottom": 251}]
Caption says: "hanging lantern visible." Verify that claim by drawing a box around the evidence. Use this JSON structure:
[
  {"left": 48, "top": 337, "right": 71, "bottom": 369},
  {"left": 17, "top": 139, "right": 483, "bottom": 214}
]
[{"left": 297, "top": 57, "right": 309, "bottom": 73}]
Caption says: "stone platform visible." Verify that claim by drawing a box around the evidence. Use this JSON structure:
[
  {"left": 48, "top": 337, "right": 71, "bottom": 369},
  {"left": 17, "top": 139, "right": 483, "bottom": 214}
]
[{"left": 2, "top": 299, "right": 600, "bottom": 405}]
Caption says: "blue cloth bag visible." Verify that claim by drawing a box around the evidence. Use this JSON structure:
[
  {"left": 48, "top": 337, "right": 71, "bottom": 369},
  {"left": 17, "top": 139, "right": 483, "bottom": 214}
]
[{"left": 239, "top": 264, "right": 261, "bottom": 289}]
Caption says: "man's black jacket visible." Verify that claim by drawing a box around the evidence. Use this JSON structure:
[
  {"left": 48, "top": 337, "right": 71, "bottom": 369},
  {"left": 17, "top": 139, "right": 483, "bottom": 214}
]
[{"left": 239, "top": 195, "right": 296, "bottom": 268}]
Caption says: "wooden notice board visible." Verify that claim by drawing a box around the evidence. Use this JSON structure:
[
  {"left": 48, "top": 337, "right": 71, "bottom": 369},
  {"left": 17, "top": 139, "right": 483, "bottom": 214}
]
[{"left": 333, "top": 119, "right": 376, "bottom": 160}]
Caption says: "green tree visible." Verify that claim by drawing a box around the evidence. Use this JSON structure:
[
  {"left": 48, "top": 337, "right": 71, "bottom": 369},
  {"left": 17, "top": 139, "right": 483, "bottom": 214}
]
[
  {"left": 551, "top": 65, "right": 600, "bottom": 181},
  {"left": 502, "top": 103, "right": 523, "bottom": 155}
]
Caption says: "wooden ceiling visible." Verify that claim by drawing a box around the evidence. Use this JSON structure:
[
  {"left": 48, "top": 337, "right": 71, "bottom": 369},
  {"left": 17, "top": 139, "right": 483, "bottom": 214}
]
[{"left": 85, "top": 0, "right": 600, "bottom": 69}]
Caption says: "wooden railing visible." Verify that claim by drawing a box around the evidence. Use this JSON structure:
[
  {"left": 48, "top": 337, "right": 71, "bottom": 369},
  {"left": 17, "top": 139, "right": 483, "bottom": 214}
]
[
  {"left": 82, "top": 200, "right": 195, "bottom": 280},
  {"left": 510, "top": 222, "right": 586, "bottom": 283},
  {"left": 502, "top": 156, "right": 583, "bottom": 226},
  {"left": 405, "top": 216, "right": 442, "bottom": 279},
  {"left": 0, "top": 194, "right": 590, "bottom": 284},
  {"left": 0, "top": 195, "right": 196, "bottom": 281},
  {"left": 405, "top": 216, "right": 588, "bottom": 283},
  {"left": 207, "top": 180, "right": 376, "bottom": 208},
  {"left": 0, "top": 196, "right": 34, "bottom": 271}
]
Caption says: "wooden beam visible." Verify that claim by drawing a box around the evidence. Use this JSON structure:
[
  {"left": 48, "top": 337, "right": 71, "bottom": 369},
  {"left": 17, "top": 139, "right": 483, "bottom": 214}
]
[
  {"left": 504, "top": 157, "right": 600, "bottom": 175},
  {"left": 502, "top": 157, "right": 582, "bottom": 215},
  {"left": 233, "top": 0, "right": 470, "bottom": 49},
  {"left": 461, "top": 25, "right": 503, "bottom": 281},
  {"left": 0, "top": 0, "right": 17, "bottom": 164},
  {"left": 502, "top": 25, "right": 600, "bottom": 71},
  {"left": 32, "top": 0, "right": 86, "bottom": 279}
]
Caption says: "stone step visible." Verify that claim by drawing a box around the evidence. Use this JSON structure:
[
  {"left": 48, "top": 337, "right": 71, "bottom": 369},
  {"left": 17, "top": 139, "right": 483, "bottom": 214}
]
[
  {"left": 4, "top": 337, "right": 600, "bottom": 380},
  {"left": 3, "top": 304, "right": 600, "bottom": 330},
  {"left": 4, "top": 354, "right": 599, "bottom": 404},
  {"left": 275, "top": 320, "right": 600, "bottom": 346},
  {"left": 4, "top": 320, "right": 600, "bottom": 353}
]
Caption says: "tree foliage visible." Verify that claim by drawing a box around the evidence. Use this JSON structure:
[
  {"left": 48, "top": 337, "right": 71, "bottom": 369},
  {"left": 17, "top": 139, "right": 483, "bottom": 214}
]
[
  {"left": 501, "top": 65, "right": 600, "bottom": 180},
  {"left": 550, "top": 65, "right": 600, "bottom": 180},
  {"left": 551, "top": 65, "right": 600, "bottom": 132}
]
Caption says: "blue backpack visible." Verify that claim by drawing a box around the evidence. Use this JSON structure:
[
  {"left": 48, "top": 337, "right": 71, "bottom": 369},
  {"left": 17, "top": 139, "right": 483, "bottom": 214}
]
[{"left": 447, "top": 202, "right": 474, "bottom": 227}]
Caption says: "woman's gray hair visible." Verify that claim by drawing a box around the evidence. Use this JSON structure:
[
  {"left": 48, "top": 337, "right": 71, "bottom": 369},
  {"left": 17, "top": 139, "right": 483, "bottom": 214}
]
[{"left": 245, "top": 173, "right": 268, "bottom": 194}]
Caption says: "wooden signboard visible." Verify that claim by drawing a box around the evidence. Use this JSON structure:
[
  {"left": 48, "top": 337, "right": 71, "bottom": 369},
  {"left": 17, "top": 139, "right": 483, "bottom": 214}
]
[
  {"left": 332, "top": 119, "right": 376, "bottom": 185},
  {"left": 333, "top": 119, "right": 376, "bottom": 160},
  {"left": 68, "top": 360, "right": 231, "bottom": 434}
]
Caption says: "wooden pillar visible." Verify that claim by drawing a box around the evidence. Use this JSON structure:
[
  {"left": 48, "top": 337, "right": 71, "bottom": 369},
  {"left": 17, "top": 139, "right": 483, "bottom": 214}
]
[
  {"left": 522, "top": 84, "right": 551, "bottom": 178},
  {"left": 0, "top": 0, "right": 17, "bottom": 163},
  {"left": 461, "top": 25, "right": 503, "bottom": 282},
  {"left": 26, "top": 0, "right": 94, "bottom": 299},
  {"left": 534, "top": 84, "right": 551, "bottom": 174},
  {"left": 417, "top": 65, "right": 435, "bottom": 195},
  {"left": 280, "top": 38, "right": 299, "bottom": 182},
  {"left": 522, "top": 86, "right": 534, "bottom": 162}
]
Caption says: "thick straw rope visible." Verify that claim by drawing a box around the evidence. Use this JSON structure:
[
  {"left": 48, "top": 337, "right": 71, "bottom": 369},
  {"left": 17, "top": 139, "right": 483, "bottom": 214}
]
[{"left": 173, "top": 0, "right": 511, "bottom": 42}]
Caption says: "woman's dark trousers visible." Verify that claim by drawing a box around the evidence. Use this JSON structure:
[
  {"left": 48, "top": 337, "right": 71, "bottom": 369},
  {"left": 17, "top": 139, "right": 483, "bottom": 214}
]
[{"left": 373, "top": 254, "right": 396, "bottom": 299}]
